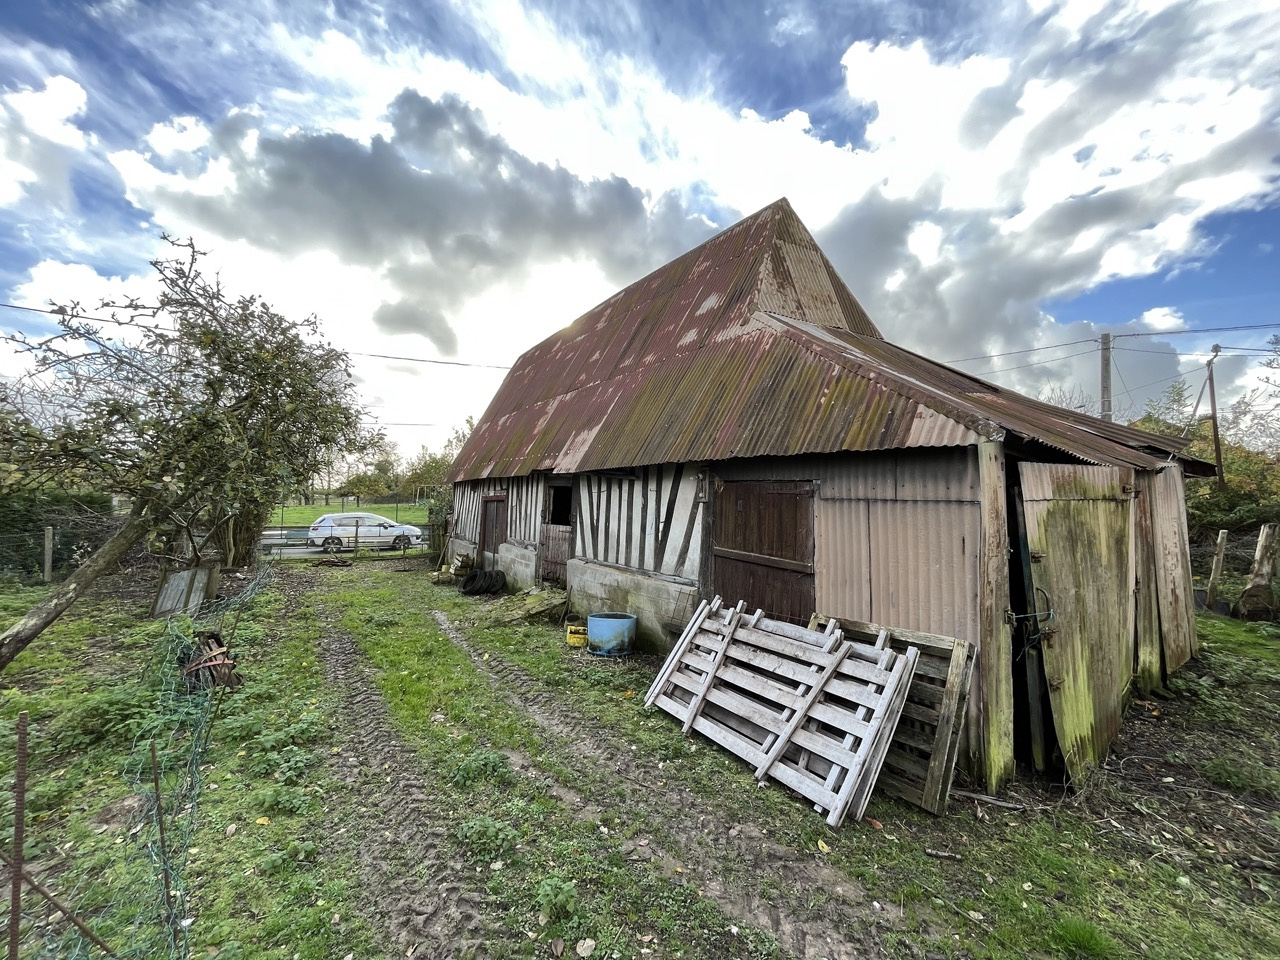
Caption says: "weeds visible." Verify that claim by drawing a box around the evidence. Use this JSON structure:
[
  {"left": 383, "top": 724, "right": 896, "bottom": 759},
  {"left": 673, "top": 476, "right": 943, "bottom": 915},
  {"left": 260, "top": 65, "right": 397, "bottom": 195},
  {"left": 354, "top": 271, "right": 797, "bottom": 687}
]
[{"left": 457, "top": 815, "right": 521, "bottom": 860}]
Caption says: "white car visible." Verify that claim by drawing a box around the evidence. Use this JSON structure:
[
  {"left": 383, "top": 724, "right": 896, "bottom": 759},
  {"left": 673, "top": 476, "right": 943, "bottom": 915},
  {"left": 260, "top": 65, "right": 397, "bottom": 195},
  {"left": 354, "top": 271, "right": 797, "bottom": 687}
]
[{"left": 307, "top": 513, "right": 423, "bottom": 551}]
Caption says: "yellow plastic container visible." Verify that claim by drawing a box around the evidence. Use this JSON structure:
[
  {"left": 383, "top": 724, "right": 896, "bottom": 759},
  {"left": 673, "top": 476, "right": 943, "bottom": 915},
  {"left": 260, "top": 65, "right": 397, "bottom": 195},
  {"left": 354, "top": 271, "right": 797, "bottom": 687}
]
[{"left": 566, "top": 625, "right": 588, "bottom": 648}]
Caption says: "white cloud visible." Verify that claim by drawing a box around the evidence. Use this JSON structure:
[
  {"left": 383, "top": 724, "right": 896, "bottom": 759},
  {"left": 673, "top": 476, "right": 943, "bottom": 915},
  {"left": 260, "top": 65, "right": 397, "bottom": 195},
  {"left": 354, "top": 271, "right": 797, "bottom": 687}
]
[
  {"left": 4, "top": 0, "right": 1280, "bottom": 441},
  {"left": 1138, "top": 306, "right": 1187, "bottom": 332},
  {"left": 145, "top": 115, "right": 210, "bottom": 156},
  {"left": 0, "top": 75, "right": 89, "bottom": 206}
]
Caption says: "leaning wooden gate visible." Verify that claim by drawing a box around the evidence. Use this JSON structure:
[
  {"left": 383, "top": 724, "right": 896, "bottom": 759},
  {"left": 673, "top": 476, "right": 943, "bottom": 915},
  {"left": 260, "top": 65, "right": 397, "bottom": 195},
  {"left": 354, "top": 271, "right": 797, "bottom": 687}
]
[
  {"left": 1018, "top": 463, "right": 1134, "bottom": 780},
  {"left": 540, "top": 524, "right": 572, "bottom": 584},
  {"left": 712, "top": 481, "right": 815, "bottom": 623}
]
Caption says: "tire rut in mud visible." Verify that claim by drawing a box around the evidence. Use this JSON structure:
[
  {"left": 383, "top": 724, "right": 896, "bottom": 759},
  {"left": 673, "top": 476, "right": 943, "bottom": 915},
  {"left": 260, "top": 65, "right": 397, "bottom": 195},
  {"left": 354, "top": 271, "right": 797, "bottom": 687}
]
[
  {"left": 432, "top": 611, "right": 899, "bottom": 960},
  {"left": 317, "top": 609, "right": 519, "bottom": 959}
]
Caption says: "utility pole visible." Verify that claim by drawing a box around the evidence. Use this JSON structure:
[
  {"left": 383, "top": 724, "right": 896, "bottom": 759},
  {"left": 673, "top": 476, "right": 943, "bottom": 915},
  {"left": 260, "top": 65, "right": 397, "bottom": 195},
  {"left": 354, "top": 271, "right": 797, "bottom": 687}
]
[
  {"left": 1100, "top": 333, "right": 1113, "bottom": 422},
  {"left": 1206, "top": 344, "right": 1226, "bottom": 492}
]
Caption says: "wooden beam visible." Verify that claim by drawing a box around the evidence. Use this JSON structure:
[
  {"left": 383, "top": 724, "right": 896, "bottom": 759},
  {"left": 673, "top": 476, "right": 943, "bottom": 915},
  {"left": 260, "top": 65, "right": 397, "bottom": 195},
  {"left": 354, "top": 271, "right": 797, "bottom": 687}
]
[
  {"left": 977, "top": 439, "right": 1014, "bottom": 792},
  {"left": 711, "top": 545, "right": 813, "bottom": 574}
]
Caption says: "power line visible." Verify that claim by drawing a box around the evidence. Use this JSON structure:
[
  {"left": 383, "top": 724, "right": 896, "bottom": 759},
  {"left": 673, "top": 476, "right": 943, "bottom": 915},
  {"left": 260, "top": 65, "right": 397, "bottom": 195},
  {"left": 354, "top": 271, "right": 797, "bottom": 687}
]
[
  {"left": 972, "top": 348, "right": 1095, "bottom": 373},
  {"left": 2, "top": 301, "right": 513, "bottom": 371},
  {"left": 943, "top": 338, "right": 1096, "bottom": 364},
  {"left": 349, "top": 351, "right": 511, "bottom": 370},
  {"left": 1114, "top": 321, "right": 1280, "bottom": 338},
  {"left": 944, "top": 321, "right": 1278, "bottom": 366},
  {"left": 0, "top": 300, "right": 155, "bottom": 329},
  {"left": 1114, "top": 346, "right": 1266, "bottom": 357}
]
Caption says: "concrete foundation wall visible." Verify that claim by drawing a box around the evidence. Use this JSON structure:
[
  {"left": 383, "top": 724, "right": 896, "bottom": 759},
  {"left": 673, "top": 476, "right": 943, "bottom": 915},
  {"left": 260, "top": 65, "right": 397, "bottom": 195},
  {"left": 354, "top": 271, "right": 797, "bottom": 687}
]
[
  {"left": 447, "top": 537, "right": 477, "bottom": 564},
  {"left": 566, "top": 558, "right": 700, "bottom": 655},
  {"left": 498, "top": 541, "right": 539, "bottom": 591}
]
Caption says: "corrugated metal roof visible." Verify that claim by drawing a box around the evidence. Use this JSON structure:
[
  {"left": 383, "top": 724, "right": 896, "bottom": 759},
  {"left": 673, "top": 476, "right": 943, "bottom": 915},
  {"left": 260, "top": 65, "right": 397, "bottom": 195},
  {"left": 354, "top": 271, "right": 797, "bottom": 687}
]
[
  {"left": 452, "top": 199, "right": 1211, "bottom": 482},
  {"left": 773, "top": 318, "right": 1208, "bottom": 474}
]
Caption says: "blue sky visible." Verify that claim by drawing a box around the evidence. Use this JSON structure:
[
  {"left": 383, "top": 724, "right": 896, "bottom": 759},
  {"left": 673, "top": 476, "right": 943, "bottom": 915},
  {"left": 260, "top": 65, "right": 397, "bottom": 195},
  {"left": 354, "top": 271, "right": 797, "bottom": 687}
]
[{"left": 1, "top": 0, "right": 1278, "bottom": 453}]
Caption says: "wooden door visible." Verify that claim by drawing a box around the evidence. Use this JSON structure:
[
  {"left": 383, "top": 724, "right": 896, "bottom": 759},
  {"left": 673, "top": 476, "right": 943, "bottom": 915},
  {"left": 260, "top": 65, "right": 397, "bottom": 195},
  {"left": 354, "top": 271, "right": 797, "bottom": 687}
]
[
  {"left": 712, "top": 481, "right": 815, "bottom": 623},
  {"left": 1018, "top": 463, "right": 1134, "bottom": 781},
  {"left": 479, "top": 495, "right": 508, "bottom": 570}
]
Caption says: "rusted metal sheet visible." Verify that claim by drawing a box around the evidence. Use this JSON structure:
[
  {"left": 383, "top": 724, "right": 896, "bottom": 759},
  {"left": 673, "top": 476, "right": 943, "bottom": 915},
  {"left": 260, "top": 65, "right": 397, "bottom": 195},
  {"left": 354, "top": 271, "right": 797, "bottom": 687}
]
[
  {"left": 452, "top": 199, "right": 1208, "bottom": 484},
  {"left": 814, "top": 497, "right": 872, "bottom": 621},
  {"left": 1019, "top": 462, "right": 1135, "bottom": 781},
  {"left": 1150, "top": 465, "right": 1198, "bottom": 670},
  {"left": 713, "top": 448, "right": 979, "bottom": 502},
  {"left": 867, "top": 500, "right": 982, "bottom": 645}
]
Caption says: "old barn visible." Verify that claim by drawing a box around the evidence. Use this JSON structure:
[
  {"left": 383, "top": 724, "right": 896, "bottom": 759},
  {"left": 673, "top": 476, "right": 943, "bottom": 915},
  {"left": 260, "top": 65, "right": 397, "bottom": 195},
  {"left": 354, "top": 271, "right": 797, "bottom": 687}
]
[{"left": 448, "top": 198, "right": 1210, "bottom": 789}]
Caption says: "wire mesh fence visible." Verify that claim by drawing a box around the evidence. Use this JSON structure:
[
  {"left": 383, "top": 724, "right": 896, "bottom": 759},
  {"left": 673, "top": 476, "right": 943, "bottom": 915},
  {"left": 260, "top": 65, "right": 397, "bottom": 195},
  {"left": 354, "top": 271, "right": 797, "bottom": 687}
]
[{"left": 16, "top": 562, "right": 273, "bottom": 958}]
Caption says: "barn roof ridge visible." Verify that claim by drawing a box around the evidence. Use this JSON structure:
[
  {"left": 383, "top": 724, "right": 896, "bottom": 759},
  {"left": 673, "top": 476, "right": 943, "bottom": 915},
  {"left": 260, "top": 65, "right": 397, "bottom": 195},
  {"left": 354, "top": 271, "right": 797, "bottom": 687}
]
[{"left": 451, "top": 204, "right": 1209, "bottom": 481}]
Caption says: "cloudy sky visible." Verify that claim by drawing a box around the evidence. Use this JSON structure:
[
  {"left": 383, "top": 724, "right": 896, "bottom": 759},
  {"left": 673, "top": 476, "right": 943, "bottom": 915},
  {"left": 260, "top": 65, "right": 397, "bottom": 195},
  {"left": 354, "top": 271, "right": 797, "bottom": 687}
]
[{"left": 2, "top": 0, "right": 1279, "bottom": 457}]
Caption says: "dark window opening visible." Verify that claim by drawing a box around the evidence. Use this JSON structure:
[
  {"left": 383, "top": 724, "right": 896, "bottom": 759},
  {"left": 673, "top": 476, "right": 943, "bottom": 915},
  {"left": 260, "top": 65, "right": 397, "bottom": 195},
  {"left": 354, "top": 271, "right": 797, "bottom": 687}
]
[{"left": 548, "top": 485, "right": 573, "bottom": 525}]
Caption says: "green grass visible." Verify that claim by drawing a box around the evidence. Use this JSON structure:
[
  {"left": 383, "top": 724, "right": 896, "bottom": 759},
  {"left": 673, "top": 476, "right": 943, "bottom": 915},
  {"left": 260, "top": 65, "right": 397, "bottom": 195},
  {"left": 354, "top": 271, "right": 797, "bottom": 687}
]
[
  {"left": 1195, "top": 614, "right": 1280, "bottom": 670},
  {"left": 271, "top": 503, "right": 433, "bottom": 526},
  {"left": 334, "top": 575, "right": 1280, "bottom": 960},
  {"left": 0, "top": 582, "right": 380, "bottom": 959},
  {"left": 5, "top": 568, "right": 1278, "bottom": 959},
  {"left": 318, "top": 570, "right": 781, "bottom": 958}
]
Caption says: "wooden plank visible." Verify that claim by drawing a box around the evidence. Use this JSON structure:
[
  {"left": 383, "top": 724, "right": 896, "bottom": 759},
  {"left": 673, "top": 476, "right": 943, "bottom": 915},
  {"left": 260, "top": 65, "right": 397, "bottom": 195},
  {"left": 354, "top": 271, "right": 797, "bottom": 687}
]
[
  {"left": 844, "top": 645, "right": 919, "bottom": 823},
  {"left": 754, "top": 645, "right": 852, "bottom": 777},
  {"left": 766, "top": 760, "right": 842, "bottom": 813},
  {"left": 721, "top": 639, "right": 838, "bottom": 685},
  {"left": 921, "top": 637, "right": 972, "bottom": 812},
  {"left": 645, "top": 596, "right": 717, "bottom": 706},
  {"left": 712, "top": 545, "right": 813, "bottom": 574},
  {"left": 705, "top": 620, "right": 839, "bottom": 668},
  {"left": 978, "top": 438, "right": 1015, "bottom": 793},
  {"left": 1020, "top": 462, "right": 1135, "bottom": 782},
  {"left": 681, "top": 610, "right": 742, "bottom": 733},
  {"left": 1132, "top": 474, "right": 1162, "bottom": 693},
  {"left": 1150, "top": 466, "right": 1198, "bottom": 669}
]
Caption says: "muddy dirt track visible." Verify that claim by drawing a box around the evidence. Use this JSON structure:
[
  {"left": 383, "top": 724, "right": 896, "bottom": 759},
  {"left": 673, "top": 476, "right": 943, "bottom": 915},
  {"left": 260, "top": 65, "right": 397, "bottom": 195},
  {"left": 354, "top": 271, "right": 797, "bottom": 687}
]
[{"left": 307, "top": 568, "right": 907, "bottom": 960}]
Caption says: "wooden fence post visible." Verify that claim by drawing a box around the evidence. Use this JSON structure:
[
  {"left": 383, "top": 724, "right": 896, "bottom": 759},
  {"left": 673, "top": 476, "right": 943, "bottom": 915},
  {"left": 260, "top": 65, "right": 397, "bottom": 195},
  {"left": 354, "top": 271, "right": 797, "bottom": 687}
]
[
  {"left": 42, "top": 528, "right": 53, "bottom": 584},
  {"left": 1205, "top": 529, "right": 1228, "bottom": 611},
  {"left": 1233, "top": 523, "right": 1277, "bottom": 621}
]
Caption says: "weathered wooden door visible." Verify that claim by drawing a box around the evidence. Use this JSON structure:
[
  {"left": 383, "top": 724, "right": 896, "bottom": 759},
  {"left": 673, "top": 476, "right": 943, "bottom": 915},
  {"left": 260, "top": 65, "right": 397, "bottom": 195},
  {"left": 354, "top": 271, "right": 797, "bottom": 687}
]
[
  {"left": 539, "top": 481, "right": 573, "bottom": 584},
  {"left": 1018, "top": 463, "right": 1134, "bottom": 780},
  {"left": 479, "top": 495, "right": 508, "bottom": 570},
  {"left": 712, "top": 481, "right": 815, "bottom": 623}
]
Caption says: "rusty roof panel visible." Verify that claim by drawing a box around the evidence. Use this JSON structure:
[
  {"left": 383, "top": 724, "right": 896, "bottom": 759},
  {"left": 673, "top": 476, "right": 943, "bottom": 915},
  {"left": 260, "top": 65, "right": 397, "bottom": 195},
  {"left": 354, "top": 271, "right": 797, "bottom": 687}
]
[{"left": 452, "top": 200, "right": 1211, "bottom": 482}]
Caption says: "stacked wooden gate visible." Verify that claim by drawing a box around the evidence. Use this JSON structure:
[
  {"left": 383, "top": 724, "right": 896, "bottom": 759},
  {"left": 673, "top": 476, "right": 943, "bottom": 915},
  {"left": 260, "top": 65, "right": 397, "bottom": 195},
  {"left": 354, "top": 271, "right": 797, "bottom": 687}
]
[{"left": 646, "top": 597, "right": 919, "bottom": 826}]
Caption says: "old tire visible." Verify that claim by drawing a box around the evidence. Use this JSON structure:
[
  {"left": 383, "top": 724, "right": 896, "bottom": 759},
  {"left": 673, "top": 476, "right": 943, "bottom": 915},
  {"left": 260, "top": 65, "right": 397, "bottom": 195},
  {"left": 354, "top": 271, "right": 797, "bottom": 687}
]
[
  {"left": 486, "top": 570, "right": 507, "bottom": 593},
  {"left": 459, "top": 570, "right": 484, "bottom": 595}
]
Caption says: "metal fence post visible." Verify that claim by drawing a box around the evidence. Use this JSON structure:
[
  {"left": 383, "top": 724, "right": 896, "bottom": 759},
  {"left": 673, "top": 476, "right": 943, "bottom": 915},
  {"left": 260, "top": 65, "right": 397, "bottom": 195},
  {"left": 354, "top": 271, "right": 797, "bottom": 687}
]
[
  {"left": 148, "top": 741, "right": 175, "bottom": 937},
  {"left": 9, "top": 711, "right": 27, "bottom": 960}
]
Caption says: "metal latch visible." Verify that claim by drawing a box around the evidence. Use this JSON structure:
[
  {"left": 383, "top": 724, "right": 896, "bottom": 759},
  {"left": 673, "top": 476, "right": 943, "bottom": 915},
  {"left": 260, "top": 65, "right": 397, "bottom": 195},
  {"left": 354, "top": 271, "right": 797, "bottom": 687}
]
[{"left": 1029, "top": 550, "right": 1044, "bottom": 563}]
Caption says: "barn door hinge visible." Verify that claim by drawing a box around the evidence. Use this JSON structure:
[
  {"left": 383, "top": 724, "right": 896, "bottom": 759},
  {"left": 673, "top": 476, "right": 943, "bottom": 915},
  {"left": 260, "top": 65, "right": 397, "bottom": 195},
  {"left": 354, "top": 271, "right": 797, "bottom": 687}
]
[
  {"left": 1029, "top": 550, "right": 1044, "bottom": 563},
  {"left": 1048, "top": 677, "right": 1064, "bottom": 692}
]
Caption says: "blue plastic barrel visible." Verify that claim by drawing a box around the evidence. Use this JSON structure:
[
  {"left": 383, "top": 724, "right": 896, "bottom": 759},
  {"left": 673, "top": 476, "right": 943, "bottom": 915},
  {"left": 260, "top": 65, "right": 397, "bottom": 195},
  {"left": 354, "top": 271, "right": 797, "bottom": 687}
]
[{"left": 586, "top": 612, "right": 637, "bottom": 657}]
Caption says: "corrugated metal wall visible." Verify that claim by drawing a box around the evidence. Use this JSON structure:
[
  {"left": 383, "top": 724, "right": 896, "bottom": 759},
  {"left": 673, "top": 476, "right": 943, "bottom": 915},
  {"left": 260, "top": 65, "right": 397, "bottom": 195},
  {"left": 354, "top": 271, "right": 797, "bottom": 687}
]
[
  {"left": 718, "top": 448, "right": 982, "bottom": 644},
  {"left": 575, "top": 464, "right": 703, "bottom": 580}
]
